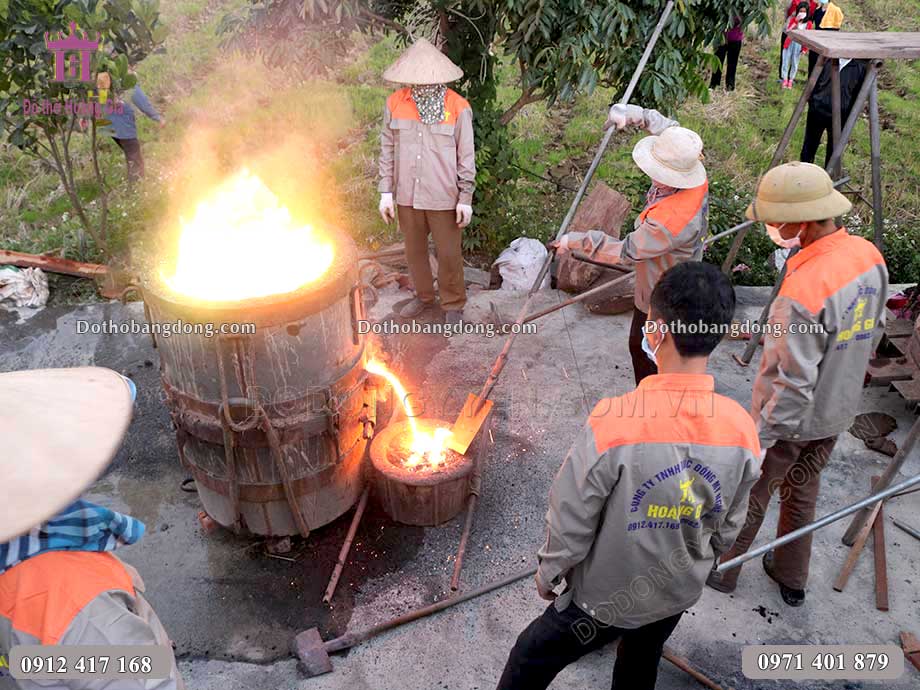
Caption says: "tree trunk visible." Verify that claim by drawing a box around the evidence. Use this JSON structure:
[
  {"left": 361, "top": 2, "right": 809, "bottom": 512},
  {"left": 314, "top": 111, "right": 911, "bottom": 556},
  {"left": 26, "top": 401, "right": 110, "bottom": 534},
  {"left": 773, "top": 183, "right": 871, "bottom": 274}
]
[
  {"left": 499, "top": 89, "right": 544, "bottom": 126},
  {"left": 42, "top": 127, "right": 108, "bottom": 256}
]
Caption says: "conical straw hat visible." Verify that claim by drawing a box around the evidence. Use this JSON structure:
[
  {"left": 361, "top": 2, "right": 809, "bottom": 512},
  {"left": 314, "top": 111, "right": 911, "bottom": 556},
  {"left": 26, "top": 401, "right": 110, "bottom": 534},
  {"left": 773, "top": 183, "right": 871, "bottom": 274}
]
[
  {"left": 383, "top": 38, "right": 464, "bottom": 85},
  {"left": 0, "top": 367, "right": 134, "bottom": 541}
]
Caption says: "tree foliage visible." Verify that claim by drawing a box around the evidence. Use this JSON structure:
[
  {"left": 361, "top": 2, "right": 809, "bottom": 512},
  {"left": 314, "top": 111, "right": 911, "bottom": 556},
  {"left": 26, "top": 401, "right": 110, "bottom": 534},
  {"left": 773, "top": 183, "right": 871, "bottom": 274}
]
[
  {"left": 224, "top": 0, "right": 770, "bottom": 249},
  {"left": 0, "top": 0, "right": 166, "bottom": 256}
]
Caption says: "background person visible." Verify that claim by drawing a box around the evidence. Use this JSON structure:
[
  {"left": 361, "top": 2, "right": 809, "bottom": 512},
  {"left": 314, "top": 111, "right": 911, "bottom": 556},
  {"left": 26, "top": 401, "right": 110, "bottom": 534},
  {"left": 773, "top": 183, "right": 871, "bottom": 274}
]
[
  {"left": 101, "top": 69, "right": 165, "bottom": 185},
  {"left": 808, "top": 0, "right": 845, "bottom": 74},
  {"left": 781, "top": 3, "right": 814, "bottom": 89},
  {"left": 780, "top": 0, "right": 817, "bottom": 80},
  {"left": 377, "top": 38, "right": 476, "bottom": 326},
  {"left": 707, "top": 163, "right": 888, "bottom": 607},
  {"left": 496, "top": 262, "right": 761, "bottom": 690},
  {"left": 800, "top": 59, "right": 868, "bottom": 169},
  {"left": 710, "top": 18, "right": 744, "bottom": 92},
  {"left": 0, "top": 367, "right": 184, "bottom": 689},
  {"left": 553, "top": 104, "right": 708, "bottom": 385}
]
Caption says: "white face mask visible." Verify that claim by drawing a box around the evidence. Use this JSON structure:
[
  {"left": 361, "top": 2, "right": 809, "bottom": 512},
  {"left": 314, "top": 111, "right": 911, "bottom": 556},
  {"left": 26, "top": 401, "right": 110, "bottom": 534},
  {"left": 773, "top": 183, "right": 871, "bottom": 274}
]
[
  {"left": 766, "top": 223, "right": 803, "bottom": 249},
  {"left": 797, "top": 12, "right": 807, "bottom": 20},
  {"left": 642, "top": 322, "right": 664, "bottom": 365}
]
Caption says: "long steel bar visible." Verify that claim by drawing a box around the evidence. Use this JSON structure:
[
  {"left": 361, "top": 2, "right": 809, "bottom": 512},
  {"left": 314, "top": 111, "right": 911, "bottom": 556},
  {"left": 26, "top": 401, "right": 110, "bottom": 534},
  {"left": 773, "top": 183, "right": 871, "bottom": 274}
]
[
  {"left": 830, "top": 58, "right": 843, "bottom": 179},
  {"left": 721, "top": 54, "right": 827, "bottom": 274},
  {"left": 891, "top": 518, "right": 920, "bottom": 543},
  {"left": 472, "top": 0, "right": 675, "bottom": 409},
  {"left": 322, "top": 485, "right": 370, "bottom": 603},
  {"left": 716, "top": 470, "right": 920, "bottom": 573},
  {"left": 843, "top": 415, "right": 920, "bottom": 545},
  {"left": 868, "top": 78, "right": 885, "bottom": 250}
]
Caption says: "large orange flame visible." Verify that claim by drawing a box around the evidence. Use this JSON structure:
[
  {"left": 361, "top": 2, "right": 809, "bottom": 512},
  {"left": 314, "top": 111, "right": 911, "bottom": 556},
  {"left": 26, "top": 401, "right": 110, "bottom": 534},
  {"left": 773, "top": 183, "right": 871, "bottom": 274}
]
[
  {"left": 161, "top": 169, "right": 334, "bottom": 301},
  {"left": 366, "top": 359, "right": 453, "bottom": 470}
]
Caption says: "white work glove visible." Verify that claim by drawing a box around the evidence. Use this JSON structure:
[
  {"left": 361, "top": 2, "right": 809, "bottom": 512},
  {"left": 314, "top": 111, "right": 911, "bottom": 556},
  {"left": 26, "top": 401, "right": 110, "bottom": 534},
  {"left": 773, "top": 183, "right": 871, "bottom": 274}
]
[
  {"left": 604, "top": 104, "right": 645, "bottom": 131},
  {"left": 644, "top": 108, "right": 679, "bottom": 135},
  {"left": 378, "top": 192, "right": 395, "bottom": 225},
  {"left": 550, "top": 232, "right": 587, "bottom": 254},
  {"left": 455, "top": 203, "right": 473, "bottom": 228},
  {"left": 605, "top": 104, "right": 679, "bottom": 136}
]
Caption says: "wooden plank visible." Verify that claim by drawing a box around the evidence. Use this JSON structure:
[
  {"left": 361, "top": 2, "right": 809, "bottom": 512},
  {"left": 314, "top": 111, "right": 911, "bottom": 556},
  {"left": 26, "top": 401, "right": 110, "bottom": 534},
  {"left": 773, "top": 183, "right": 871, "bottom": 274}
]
[
  {"left": 866, "top": 357, "right": 916, "bottom": 385},
  {"left": 892, "top": 378, "right": 920, "bottom": 406},
  {"left": 885, "top": 319, "right": 916, "bottom": 339},
  {"left": 901, "top": 632, "right": 920, "bottom": 674},
  {"left": 0, "top": 249, "right": 107, "bottom": 279},
  {"left": 871, "top": 476, "right": 889, "bottom": 612},
  {"left": 788, "top": 31, "right": 920, "bottom": 59},
  {"left": 833, "top": 498, "right": 882, "bottom": 592}
]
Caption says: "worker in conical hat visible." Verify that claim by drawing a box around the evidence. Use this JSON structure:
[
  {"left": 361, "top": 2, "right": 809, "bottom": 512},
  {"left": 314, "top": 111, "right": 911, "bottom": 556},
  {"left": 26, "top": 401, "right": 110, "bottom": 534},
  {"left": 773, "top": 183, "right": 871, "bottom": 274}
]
[
  {"left": 553, "top": 104, "right": 709, "bottom": 385},
  {"left": 0, "top": 367, "right": 184, "bottom": 688},
  {"left": 378, "top": 38, "right": 475, "bottom": 327},
  {"left": 707, "top": 162, "right": 888, "bottom": 607}
]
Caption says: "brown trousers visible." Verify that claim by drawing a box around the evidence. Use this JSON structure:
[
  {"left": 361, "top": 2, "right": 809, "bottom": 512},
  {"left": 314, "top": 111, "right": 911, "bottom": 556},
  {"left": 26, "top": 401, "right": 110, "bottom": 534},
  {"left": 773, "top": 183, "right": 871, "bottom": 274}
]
[
  {"left": 398, "top": 205, "right": 466, "bottom": 311},
  {"left": 718, "top": 436, "right": 837, "bottom": 590}
]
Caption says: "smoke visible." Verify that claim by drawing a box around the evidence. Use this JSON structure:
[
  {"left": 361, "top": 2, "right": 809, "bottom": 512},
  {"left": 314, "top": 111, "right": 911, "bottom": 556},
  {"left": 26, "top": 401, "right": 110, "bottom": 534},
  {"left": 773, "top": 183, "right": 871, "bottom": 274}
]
[{"left": 157, "top": 50, "right": 358, "bottom": 251}]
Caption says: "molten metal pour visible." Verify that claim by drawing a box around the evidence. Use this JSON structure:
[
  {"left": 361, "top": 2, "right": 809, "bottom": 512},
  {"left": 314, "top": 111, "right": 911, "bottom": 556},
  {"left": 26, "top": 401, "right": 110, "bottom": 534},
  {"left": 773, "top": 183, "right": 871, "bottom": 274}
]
[{"left": 365, "top": 359, "right": 454, "bottom": 471}]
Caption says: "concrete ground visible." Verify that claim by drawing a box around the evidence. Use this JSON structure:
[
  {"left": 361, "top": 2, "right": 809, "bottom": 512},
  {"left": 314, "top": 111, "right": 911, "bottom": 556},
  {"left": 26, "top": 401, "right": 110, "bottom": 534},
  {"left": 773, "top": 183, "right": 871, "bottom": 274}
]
[{"left": 1, "top": 282, "right": 919, "bottom": 690}]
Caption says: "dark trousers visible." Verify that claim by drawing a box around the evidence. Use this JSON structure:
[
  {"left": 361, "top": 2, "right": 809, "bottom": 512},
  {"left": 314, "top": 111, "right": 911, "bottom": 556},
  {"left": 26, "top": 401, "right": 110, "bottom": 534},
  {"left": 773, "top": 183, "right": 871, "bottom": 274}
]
[
  {"left": 717, "top": 436, "right": 837, "bottom": 591},
  {"left": 114, "top": 138, "right": 145, "bottom": 183},
  {"left": 497, "top": 602, "right": 683, "bottom": 690},
  {"left": 710, "top": 40, "right": 742, "bottom": 91},
  {"left": 629, "top": 307, "right": 658, "bottom": 385},
  {"left": 800, "top": 109, "right": 834, "bottom": 169}
]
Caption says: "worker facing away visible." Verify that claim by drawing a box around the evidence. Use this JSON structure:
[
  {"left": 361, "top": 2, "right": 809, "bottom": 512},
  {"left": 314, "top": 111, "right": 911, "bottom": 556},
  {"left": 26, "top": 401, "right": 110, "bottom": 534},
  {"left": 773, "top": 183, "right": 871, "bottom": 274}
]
[
  {"left": 497, "top": 262, "right": 762, "bottom": 690},
  {"left": 378, "top": 38, "right": 476, "bottom": 326},
  {"left": 707, "top": 162, "right": 888, "bottom": 607},
  {"left": 552, "top": 103, "right": 709, "bottom": 385},
  {"left": 0, "top": 367, "right": 184, "bottom": 689}
]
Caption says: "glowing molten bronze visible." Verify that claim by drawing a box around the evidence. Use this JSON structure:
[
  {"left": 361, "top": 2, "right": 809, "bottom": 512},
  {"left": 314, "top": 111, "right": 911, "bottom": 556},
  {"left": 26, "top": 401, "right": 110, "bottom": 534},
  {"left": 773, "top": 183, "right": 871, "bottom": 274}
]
[{"left": 365, "top": 358, "right": 454, "bottom": 471}]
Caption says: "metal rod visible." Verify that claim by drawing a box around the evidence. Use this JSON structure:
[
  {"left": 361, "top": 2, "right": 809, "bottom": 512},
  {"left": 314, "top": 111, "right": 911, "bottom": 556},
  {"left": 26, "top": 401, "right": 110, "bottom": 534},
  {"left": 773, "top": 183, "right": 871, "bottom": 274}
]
[
  {"left": 717, "top": 470, "right": 920, "bottom": 573},
  {"left": 325, "top": 567, "right": 537, "bottom": 653},
  {"left": 843, "top": 416, "right": 920, "bottom": 545},
  {"left": 825, "top": 62, "right": 880, "bottom": 175},
  {"left": 451, "top": 437, "right": 485, "bottom": 591},
  {"left": 523, "top": 269, "right": 635, "bottom": 325},
  {"left": 868, "top": 77, "right": 885, "bottom": 251},
  {"left": 891, "top": 518, "right": 920, "bottom": 543},
  {"left": 830, "top": 58, "right": 843, "bottom": 179},
  {"left": 471, "top": 0, "right": 675, "bottom": 410},
  {"left": 571, "top": 251, "right": 632, "bottom": 273},
  {"left": 662, "top": 648, "right": 729, "bottom": 690},
  {"left": 703, "top": 177, "right": 849, "bottom": 249},
  {"left": 450, "top": 493, "right": 478, "bottom": 591},
  {"left": 721, "top": 54, "right": 826, "bottom": 274},
  {"left": 322, "top": 485, "right": 370, "bottom": 604},
  {"left": 733, "top": 249, "right": 797, "bottom": 367}
]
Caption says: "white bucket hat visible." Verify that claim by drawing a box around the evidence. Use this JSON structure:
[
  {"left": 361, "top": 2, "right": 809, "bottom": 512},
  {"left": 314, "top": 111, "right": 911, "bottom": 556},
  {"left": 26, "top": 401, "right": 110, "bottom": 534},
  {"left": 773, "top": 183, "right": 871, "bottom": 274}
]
[
  {"left": 632, "top": 127, "right": 707, "bottom": 189},
  {"left": 382, "top": 38, "right": 464, "bottom": 85},
  {"left": 0, "top": 367, "right": 134, "bottom": 541}
]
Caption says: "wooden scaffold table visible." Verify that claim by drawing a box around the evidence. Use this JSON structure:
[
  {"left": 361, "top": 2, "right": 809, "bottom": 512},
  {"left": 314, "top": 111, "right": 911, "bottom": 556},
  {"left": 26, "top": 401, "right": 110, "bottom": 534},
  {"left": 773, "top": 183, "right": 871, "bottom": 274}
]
[{"left": 722, "top": 31, "right": 920, "bottom": 370}]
